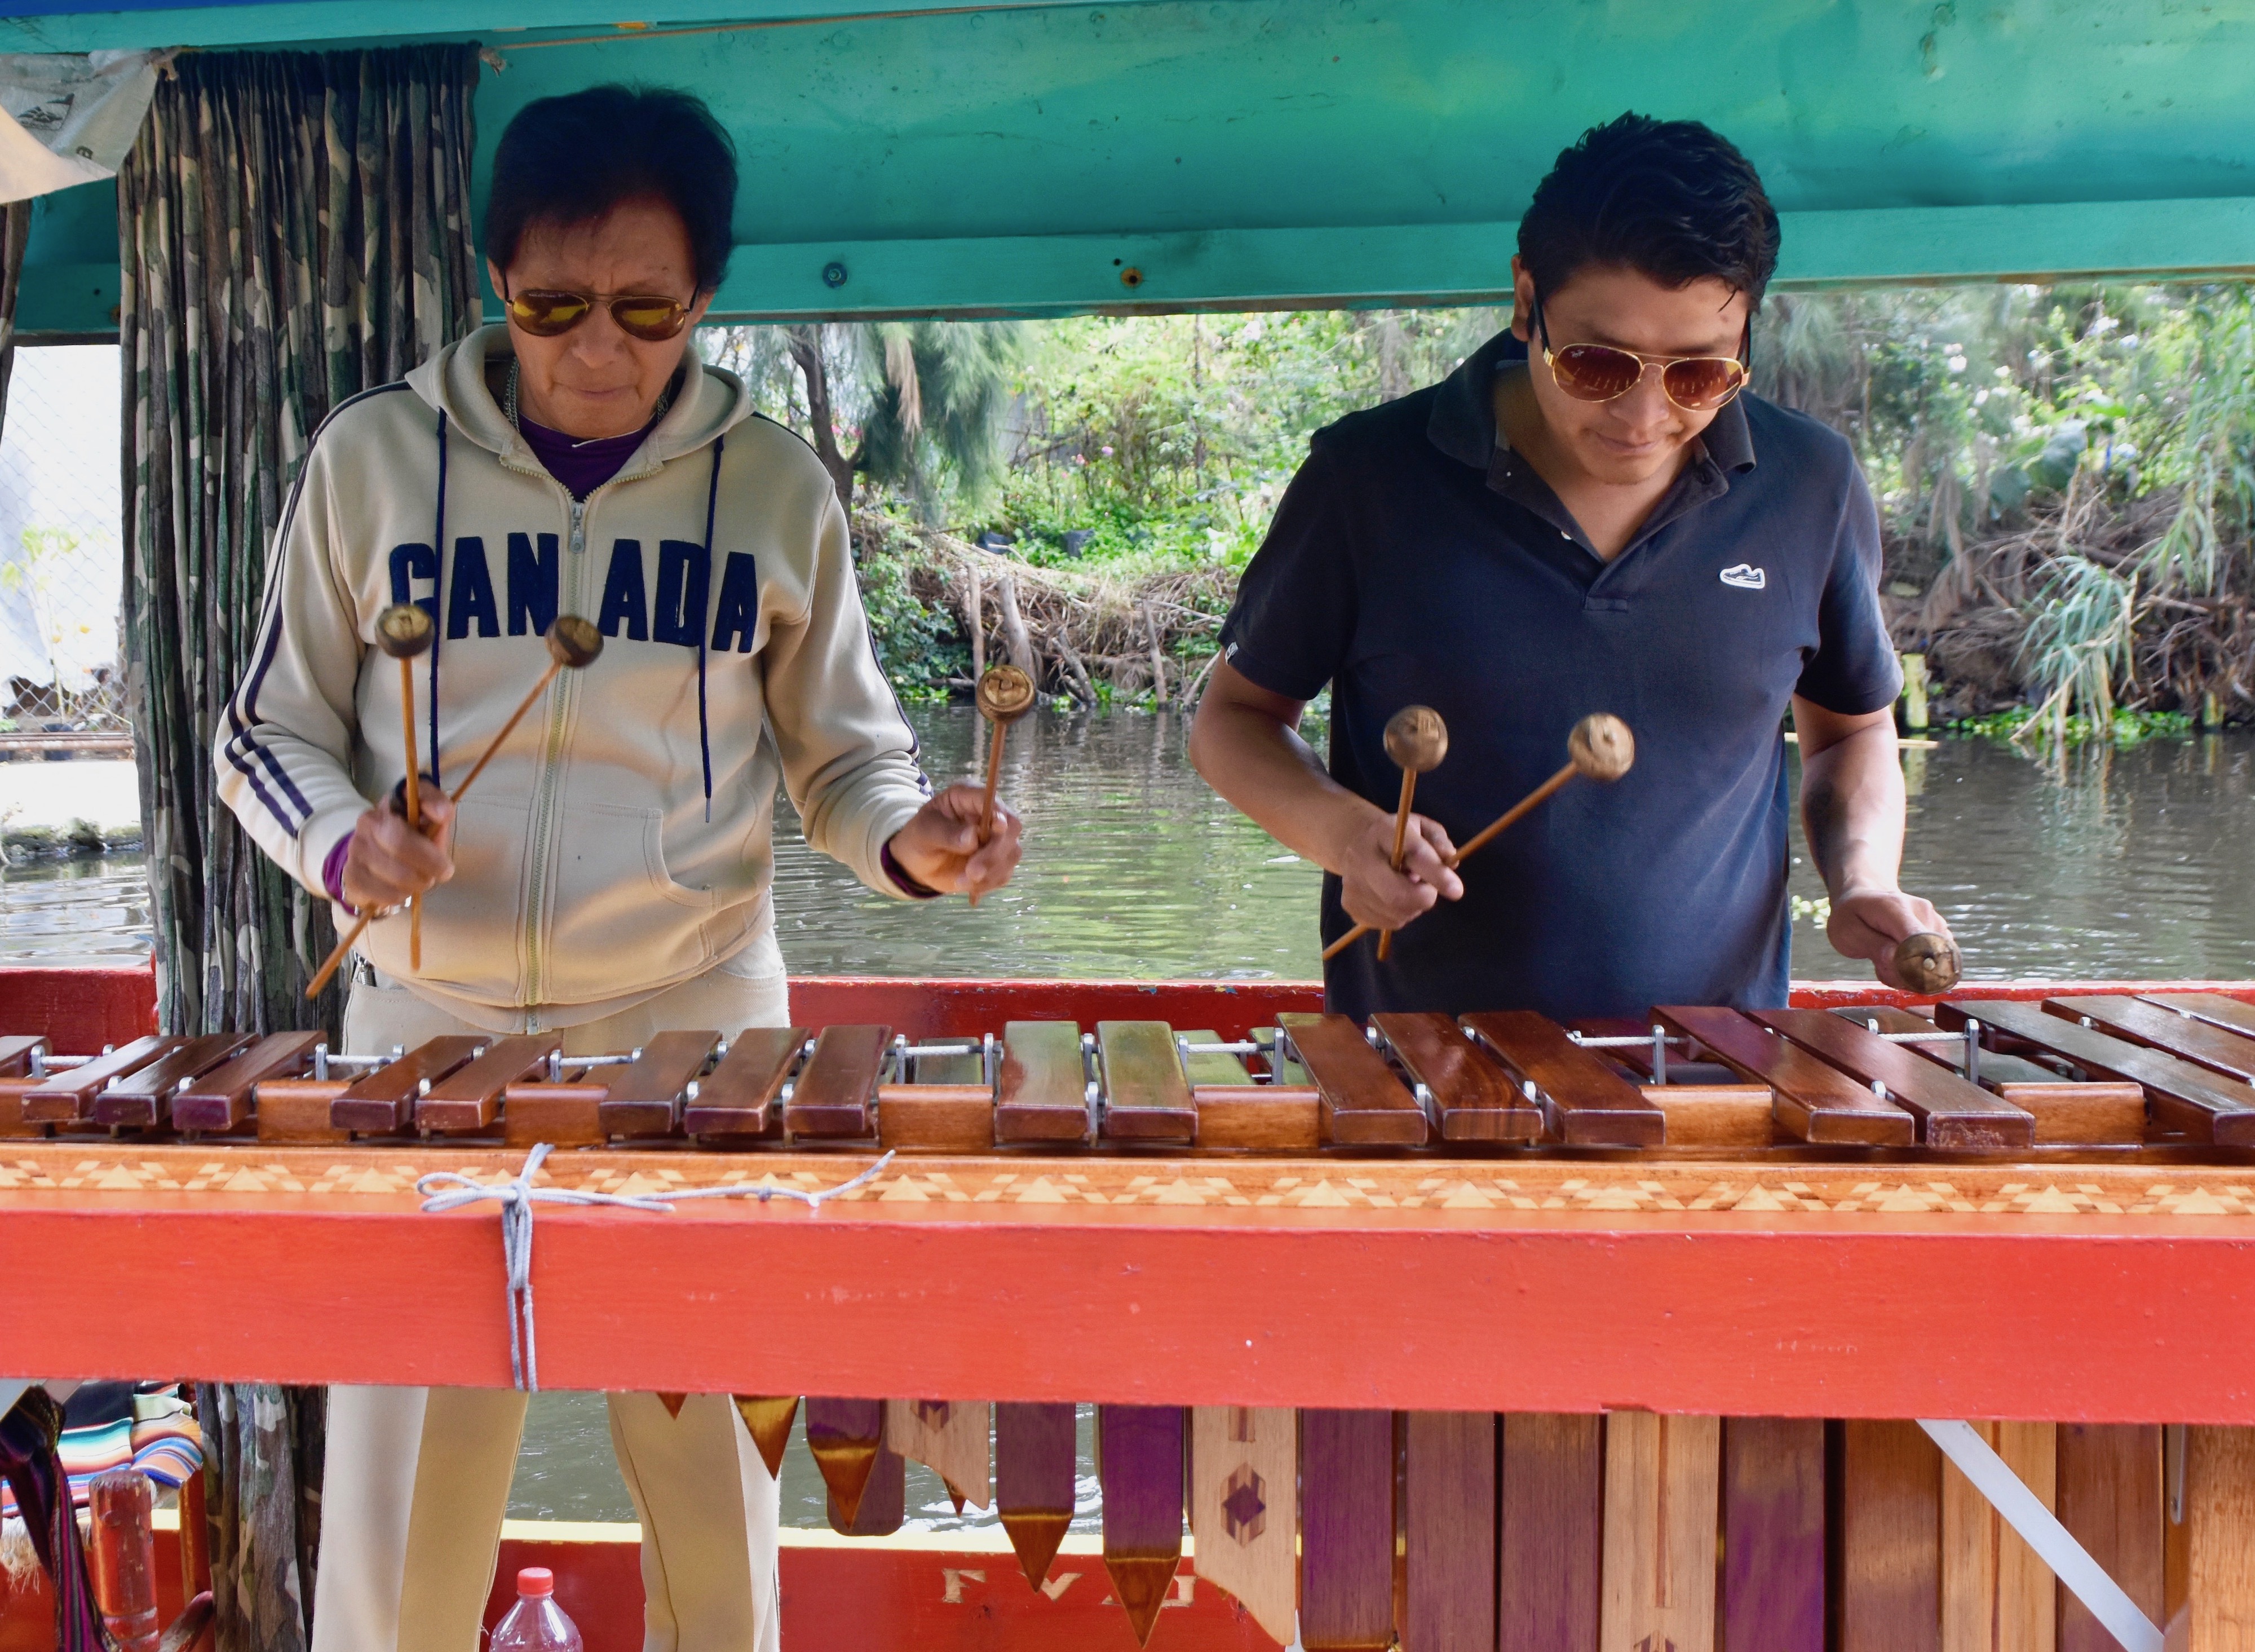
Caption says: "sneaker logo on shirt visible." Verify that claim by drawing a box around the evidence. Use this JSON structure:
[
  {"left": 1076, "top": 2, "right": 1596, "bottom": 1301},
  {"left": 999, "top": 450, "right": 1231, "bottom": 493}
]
[{"left": 1719, "top": 563, "right": 1767, "bottom": 590}]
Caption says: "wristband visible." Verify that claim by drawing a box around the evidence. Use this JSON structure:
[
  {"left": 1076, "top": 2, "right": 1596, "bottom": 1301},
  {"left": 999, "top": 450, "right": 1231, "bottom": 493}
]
[
  {"left": 881, "top": 840, "right": 942, "bottom": 900},
  {"left": 321, "top": 832, "right": 357, "bottom": 917}
]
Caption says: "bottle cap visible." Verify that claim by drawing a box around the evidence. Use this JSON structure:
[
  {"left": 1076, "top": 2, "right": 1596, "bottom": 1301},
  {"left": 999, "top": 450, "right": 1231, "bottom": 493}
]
[{"left": 517, "top": 1567, "right": 555, "bottom": 1598}]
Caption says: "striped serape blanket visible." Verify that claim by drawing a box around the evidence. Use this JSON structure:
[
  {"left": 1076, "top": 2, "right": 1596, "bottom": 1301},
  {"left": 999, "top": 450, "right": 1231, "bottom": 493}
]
[{"left": 0, "top": 1381, "right": 203, "bottom": 1521}]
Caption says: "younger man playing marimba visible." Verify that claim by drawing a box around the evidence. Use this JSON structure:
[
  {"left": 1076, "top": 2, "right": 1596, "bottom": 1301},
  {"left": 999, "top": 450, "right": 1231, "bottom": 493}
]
[
  {"left": 1192, "top": 113, "right": 1951, "bottom": 1017},
  {"left": 215, "top": 86, "right": 1020, "bottom": 1652}
]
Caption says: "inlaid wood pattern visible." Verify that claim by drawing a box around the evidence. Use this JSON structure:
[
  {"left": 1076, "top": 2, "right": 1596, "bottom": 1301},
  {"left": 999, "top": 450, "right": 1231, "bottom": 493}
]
[{"left": 3, "top": 1142, "right": 2252, "bottom": 1223}]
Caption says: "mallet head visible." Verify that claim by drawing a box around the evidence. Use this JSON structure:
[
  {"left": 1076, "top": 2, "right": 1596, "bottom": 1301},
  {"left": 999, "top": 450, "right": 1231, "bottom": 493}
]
[
  {"left": 975, "top": 663, "right": 1037, "bottom": 725},
  {"left": 1383, "top": 705, "right": 1448, "bottom": 774},
  {"left": 374, "top": 603, "right": 435, "bottom": 660},
  {"left": 545, "top": 615, "right": 603, "bottom": 670},
  {"left": 1892, "top": 931, "right": 1963, "bottom": 997},
  {"left": 1569, "top": 713, "right": 1635, "bottom": 783}
]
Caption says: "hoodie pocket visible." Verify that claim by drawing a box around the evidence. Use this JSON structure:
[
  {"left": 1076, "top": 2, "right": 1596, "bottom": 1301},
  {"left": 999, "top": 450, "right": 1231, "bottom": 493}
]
[{"left": 544, "top": 801, "right": 718, "bottom": 997}]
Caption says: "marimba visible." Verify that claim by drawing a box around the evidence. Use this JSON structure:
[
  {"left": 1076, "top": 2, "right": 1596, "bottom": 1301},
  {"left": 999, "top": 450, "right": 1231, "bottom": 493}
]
[
  {"left": 8, "top": 991, "right": 2255, "bottom": 1158},
  {"left": 7, "top": 987, "right": 2255, "bottom": 1650}
]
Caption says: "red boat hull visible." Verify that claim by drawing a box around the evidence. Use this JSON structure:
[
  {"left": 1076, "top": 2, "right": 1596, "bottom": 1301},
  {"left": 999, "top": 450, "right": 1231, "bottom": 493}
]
[{"left": 0, "top": 1520, "right": 1279, "bottom": 1652}]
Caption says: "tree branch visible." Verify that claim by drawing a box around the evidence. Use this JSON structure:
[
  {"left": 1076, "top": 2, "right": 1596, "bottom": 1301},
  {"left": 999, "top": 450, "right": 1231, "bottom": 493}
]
[{"left": 786, "top": 324, "right": 856, "bottom": 513}]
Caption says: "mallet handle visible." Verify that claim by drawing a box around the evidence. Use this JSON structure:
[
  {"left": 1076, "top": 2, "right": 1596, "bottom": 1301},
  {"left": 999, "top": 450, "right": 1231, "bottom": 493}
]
[
  {"left": 306, "top": 911, "right": 373, "bottom": 1000},
  {"left": 306, "top": 661, "right": 566, "bottom": 1000},
  {"left": 1320, "top": 760, "right": 1579, "bottom": 964},
  {"left": 1376, "top": 768, "right": 1420, "bottom": 962},
  {"left": 401, "top": 657, "right": 423, "bottom": 971},
  {"left": 450, "top": 660, "right": 563, "bottom": 807},
  {"left": 980, "top": 721, "right": 1008, "bottom": 843},
  {"left": 968, "top": 722, "right": 1010, "bottom": 909},
  {"left": 1446, "top": 762, "right": 1576, "bottom": 866}
]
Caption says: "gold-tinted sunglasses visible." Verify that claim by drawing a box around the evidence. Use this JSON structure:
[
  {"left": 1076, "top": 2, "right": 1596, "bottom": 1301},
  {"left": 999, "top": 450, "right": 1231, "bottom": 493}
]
[
  {"left": 1534, "top": 296, "right": 1750, "bottom": 413},
  {"left": 504, "top": 284, "right": 695, "bottom": 342}
]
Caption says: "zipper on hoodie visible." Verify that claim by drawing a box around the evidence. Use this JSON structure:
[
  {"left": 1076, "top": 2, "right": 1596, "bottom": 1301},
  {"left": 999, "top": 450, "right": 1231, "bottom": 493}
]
[
  {"left": 521, "top": 494, "right": 587, "bottom": 1006},
  {"left": 483, "top": 352, "right": 723, "bottom": 1007}
]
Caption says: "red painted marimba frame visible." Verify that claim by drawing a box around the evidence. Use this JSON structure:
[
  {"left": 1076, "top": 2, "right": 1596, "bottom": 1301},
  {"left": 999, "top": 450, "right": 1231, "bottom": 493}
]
[{"left": 8, "top": 968, "right": 2255, "bottom": 1648}]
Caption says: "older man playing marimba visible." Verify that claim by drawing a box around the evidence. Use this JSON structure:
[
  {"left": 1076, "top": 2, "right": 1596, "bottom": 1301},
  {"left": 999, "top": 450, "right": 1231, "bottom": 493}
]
[{"left": 216, "top": 83, "right": 1022, "bottom": 1652}]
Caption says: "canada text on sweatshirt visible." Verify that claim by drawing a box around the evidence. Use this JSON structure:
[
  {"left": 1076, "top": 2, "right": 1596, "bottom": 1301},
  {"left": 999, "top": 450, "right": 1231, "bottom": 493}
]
[{"left": 214, "top": 326, "right": 932, "bottom": 1025}]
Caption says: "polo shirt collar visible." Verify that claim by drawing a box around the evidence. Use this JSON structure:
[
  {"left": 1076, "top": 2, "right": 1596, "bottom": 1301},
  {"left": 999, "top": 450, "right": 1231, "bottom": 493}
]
[{"left": 1425, "top": 328, "right": 1759, "bottom": 476}]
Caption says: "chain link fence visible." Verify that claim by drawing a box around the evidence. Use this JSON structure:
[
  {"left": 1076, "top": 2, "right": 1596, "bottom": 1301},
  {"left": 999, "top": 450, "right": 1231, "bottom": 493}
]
[{"left": 0, "top": 343, "right": 126, "bottom": 734}]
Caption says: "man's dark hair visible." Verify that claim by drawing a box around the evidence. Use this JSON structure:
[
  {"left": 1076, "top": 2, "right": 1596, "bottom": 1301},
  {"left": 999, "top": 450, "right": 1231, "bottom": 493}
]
[
  {"left": 485, "top": 85, "right": 738, "bottom": 295},
  {"left": 1518, "top": 113, "right": 1780, "bottom": 310}
]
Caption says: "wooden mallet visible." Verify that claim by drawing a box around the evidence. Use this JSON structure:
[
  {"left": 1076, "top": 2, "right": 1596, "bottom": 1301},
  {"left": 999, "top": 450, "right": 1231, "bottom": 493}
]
[
  {"left": 967, "top": 663, "right": 1036, "bottom": 908},
  {"left": 306, "top": 616, "right": 604, "bottom": 1000},
  {"left": 1322, "top": 712, "right": 1635, "bottom": 962},
  {"left": 1891, "top": 930, "right": 1962, "bottom": 996},
  {"left": 1374, "top": 705, "right": 1447, "bottom": 961},
  {"left": 445, "top": 615, "right": 604, "bottom": 802},
  {"left": 373, "top": 604, "right": 436, "bottom": 970}
]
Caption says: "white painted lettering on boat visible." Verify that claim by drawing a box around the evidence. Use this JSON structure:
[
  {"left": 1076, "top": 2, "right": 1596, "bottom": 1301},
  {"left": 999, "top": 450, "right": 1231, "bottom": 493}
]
[
  {"left": 1040, "top": 1572, "right": 1080, "bottom": 1602},
  {"left": 940, "top": 1567, "right": 985, "bottom": 1604}
]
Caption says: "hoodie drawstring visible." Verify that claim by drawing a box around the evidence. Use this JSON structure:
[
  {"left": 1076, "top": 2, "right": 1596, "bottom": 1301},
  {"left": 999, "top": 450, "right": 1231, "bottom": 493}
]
[
  {"left": 698, "top": 434, "right": 724, "bottom": 821},
  {"left": 430, "top": 409, "right": 449, "bottom": 790}
]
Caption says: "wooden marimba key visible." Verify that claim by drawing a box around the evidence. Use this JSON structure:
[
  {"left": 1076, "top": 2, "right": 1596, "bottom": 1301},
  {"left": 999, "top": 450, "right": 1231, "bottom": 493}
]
[{"left": 12, "top": 992, "right": 2255, "bottom": 1160}]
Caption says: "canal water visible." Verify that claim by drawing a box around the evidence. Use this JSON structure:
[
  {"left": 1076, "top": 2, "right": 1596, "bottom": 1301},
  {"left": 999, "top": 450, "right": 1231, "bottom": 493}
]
[
  {"left": 26, "top": 709, "right": 2255, "bottom": 985},
  {"left": 10, "top": 710, "right": 2255, "bottom": 1526}
]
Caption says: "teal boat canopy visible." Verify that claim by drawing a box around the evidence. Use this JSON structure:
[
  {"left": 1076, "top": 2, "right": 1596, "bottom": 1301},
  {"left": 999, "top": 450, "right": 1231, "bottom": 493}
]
[{"left": 5, "top": 0, "right": 2255, "bottom": 330}]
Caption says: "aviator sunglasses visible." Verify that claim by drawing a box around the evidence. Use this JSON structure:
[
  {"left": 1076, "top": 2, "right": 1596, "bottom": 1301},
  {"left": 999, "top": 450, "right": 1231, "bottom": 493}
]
[
  {"left": 1533, "top": 295, "right": 1750, "bottom": 413},
  {"left": 503, "top": 282, "right": 696, "bottom": 342}
]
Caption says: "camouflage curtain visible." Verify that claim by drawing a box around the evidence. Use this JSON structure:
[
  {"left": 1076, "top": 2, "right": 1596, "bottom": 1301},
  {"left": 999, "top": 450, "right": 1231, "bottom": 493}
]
[
  {"left": 194, "top": 1384, "right": 327, "bottom": 1652},
  {"left": 117, "top": 45, "right": 483, "bottom": 1652},
  {"left": 120, "top": 44, "right": 483, "bottom": 1040}
]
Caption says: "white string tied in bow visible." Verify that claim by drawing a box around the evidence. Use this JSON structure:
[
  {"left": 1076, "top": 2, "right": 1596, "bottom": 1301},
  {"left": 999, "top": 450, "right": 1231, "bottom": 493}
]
[{"left": 416, "top": 1143, "right": 896, "bottom": 1391}]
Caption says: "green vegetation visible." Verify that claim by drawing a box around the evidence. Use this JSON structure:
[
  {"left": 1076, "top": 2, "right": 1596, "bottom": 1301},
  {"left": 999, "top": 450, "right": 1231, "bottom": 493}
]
[
  {"left": 711, "top": 286, "right": 2255, "bottom": 748},
  {"left": 1950, "top": 706, "right": 2195, "bottom": 745},
  {"left": 1755, "top": 285, "right": 2255, "bottom": 744},
  {"left": 992, "top": 311, "right": 1496, "bottom": 569},
  {"left": 704, "top": 311, "right": 1498, "bottom": 705}
]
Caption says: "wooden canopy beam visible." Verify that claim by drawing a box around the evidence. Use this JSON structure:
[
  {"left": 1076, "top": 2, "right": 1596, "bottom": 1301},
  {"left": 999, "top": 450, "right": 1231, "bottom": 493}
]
[{"left": 11, "top": 0, "right": 2255, "bottom": 327}]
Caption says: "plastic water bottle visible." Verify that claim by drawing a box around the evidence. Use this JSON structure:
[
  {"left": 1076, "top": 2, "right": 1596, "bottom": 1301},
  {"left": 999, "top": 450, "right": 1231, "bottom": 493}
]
[{"left": 490, "top": 1567, "right": 582, "bottom": 1652}]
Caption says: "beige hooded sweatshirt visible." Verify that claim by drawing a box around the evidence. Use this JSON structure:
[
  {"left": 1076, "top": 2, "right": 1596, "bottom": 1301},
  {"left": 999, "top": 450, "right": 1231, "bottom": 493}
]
[{"left": 214, "top": 326, "right": 932, "bottom": 1028}]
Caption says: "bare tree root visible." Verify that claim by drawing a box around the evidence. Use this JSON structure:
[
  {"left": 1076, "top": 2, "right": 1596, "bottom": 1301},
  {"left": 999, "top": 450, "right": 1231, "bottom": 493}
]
[{"left": 884, "top": 526, "right": 1236, "bottom": 706}]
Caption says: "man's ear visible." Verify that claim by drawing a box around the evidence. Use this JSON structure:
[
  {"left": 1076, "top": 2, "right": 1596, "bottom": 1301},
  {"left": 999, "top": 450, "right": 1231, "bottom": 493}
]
[
  {"left": 487, "top": 259, "right": 509, "bottom": 305},
  {"left": 1508, "top": 255, "right": 1535, "bottom": 341}
]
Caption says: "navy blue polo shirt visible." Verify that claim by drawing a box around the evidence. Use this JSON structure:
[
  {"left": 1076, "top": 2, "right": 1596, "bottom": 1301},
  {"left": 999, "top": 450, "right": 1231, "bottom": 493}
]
[{"left": 1219, "top": 330, "right": 1899, "bottom": 1022}]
